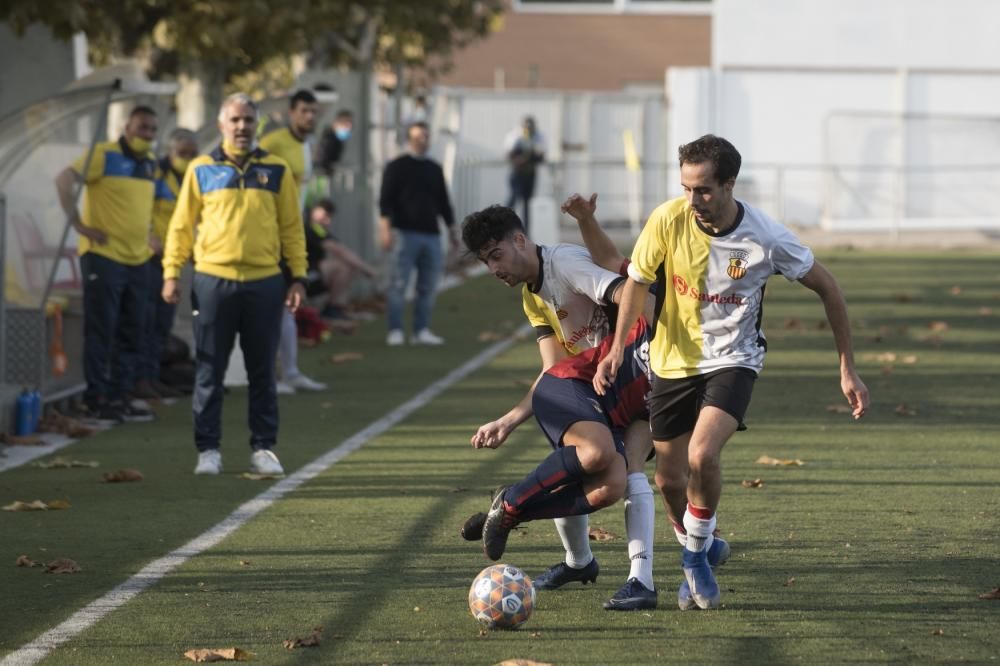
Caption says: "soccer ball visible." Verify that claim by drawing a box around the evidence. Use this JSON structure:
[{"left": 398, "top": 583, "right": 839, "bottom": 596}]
[{"left": 468, "top": 564, "right": 535, "bottom": 630}]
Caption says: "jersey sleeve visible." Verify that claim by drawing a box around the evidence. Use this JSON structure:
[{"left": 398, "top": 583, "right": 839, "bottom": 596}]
[
  {"left": 627, "top": 208, "right": 667, "bottom": 284},
  {"left": 162, "top": 161, "right": 202, "bottom": 280},
  {"left": 768, "top": 221, "right": 815, "bottom": 281},
  {"left": 70, "top": 144, "right": 106, "bottom": 184},
  {"left": 551, "top": 245, "right": 621, "bottom": 305}
]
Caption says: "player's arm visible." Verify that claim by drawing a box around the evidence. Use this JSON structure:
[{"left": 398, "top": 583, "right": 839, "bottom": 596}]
[
  {"left": 56, "top": 151, "right": 107, "bottom": 244},
  {"left": 471, "top": 335, "right": 567, "bottom": 450},
  {"left": 325, "top": 240, "right": 378, "bottom": 278},
  {"left": 161, "top": 163, "right": 202, "bottom": 304},
  {"left": 797, "top": 260, "right": 869, "bottom": 419},
  {"left": 593, "top": 277, "right": 648, "bottom": 396},
  {"left": 561, "top": 192, "right": 626, "bottom": 275}
]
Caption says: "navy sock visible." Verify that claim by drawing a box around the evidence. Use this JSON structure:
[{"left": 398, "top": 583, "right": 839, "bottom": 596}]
[
  {"left": 503, "top": 446, "right": 586, "bottom": 513},
  {"left": 516, "top": 484, "right": 595, "bottom": 522}
]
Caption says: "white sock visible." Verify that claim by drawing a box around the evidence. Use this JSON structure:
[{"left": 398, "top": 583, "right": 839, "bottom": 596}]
[
  {"left": 672, "top": 521, "right": 688, "bottom": 547},
  {"left": 277, "top": 310, "right": 299, "bottom": 379},
  {"left": 624, "top": 472, "right": 655, "bottom": 590},
  {"left": 682, "top": 504, "right": 717, "bottom": 553},
  {"left": 554, "top": 515, "right": 593, "bottom": 569}
]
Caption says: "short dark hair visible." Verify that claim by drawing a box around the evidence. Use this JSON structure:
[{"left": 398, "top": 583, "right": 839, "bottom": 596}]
[
  {"left": 407, "top": 121, "right": 429, "bottom": 138},
  {"left": 461, "top": 205, "right": 524, "bottom": 255},
  {"left": 678, "top": 134, "right": 741, "bottom": 184},
  {"left": 290, "top": 89, "right": 318, "bottom": 109},
  {"left": 335, "top": 109, "right": 353, "bottom": 120},
  {"left": 313, "top": 197, "right": 336, "bottom": 216},
  {"left": 130, "top": 105, "right": 157, "bottom": 118}
]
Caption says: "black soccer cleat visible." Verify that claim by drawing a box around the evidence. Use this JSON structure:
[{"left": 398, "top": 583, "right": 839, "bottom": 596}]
[
  {"left": 532, "top": 558, "right": 600, "bottom": 590},
  {"left": 603, "top": 577, "right": 658, "bottom": 611},
  {"left": 460, "top": 512, "right": 487, "bottom": 541},
  {"left": 482, "top": 485, "right": 518, "bottom": 561}
]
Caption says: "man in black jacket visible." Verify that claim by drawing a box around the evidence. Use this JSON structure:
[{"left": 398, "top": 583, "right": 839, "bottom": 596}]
[{"left": 377, "top": 122, "right": 457, "bottom": 346}]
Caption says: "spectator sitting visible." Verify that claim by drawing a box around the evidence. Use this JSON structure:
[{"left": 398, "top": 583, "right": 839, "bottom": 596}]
[{"left": 305, "top": 198, "right": 377, "bottom": 323}]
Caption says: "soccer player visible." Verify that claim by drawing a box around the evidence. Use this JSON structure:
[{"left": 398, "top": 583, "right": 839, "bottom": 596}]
[
  {"left": 460, "top": 200, "right": 663, "bottom": 611},
  {"left": 593, "top": 134, "right": 870, "bottom": 610}
]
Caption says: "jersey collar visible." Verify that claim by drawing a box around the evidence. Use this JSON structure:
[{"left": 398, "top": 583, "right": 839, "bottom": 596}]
[
  {"left": 527, "top": 244, "right": 545, "bottom": 294},
  {"left": 694, "top": 201, "right": 745, "bottom": 238}
]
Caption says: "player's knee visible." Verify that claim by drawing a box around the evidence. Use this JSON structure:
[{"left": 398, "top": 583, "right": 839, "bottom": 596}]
[
  {"left": 576, "top": 441, "right": 617, "bottom": 473},
  {"left": 655, "top": 468, "right": 687, "bottom": 497},
  {"left": 688, "top": 443, "right": 721, "bottom": 474}
]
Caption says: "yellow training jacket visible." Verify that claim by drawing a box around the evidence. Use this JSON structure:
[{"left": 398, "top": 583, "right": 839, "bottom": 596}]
[{"left": 162, "top": 146, "right": 307, "bottom": 282}]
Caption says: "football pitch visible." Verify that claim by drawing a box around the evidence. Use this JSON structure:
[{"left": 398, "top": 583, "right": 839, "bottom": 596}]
[{"left": 1, "top": 249, "right": 997, "bottom": 665}]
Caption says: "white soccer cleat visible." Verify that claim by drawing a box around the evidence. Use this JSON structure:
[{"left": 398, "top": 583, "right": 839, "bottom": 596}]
[
  {"left": 250, "top": 449, "right": 284, "bottom": 475},
  {"left": 412, "top": 329, "right": 445, "bottom": 345},
  {"left": 275, "top": 381, "right": 296, "bottom": 395},
  {"left": 386, "top": 329, "right": 405, "bottom": 346},
  {"left": 286, "top": 373, "right": 327, "bottom": 391},
  {"left": 194, "top": 449, "right": 223, "bottom": 475}
]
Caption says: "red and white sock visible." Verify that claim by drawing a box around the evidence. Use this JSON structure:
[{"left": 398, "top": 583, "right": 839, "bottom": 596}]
[
  {"left": 671, "top": 519, "right": 688, "bottom": 547},
  {"left": 682, "top": 504, "right": 717, "bottom": 553}
]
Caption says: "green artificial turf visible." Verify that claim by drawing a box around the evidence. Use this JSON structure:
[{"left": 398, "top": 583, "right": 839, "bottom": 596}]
[{"left": 1, "top": 250, "right": 997, "bottom": 665}]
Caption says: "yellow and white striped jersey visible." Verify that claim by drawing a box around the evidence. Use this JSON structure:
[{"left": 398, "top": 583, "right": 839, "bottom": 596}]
[{"left": 628, "top": 197, "right": 814, "bottom": 379}]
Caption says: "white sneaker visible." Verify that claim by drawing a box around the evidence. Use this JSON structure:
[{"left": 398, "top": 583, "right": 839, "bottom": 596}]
[
  {"left": 413, "top": 329, "right": 445, "bottom": 345},
  {"left": 386, "top": 329, "right": 405, "bottom": 346},
  {"left": 250, "top": 449, "right": 284, "bottom": 475},
  {"left": 286, "top": 373, "right": 327, "bottom": 391},
  {"left": 195, "top": 449, "right": 222, "bottom": 475},
  {"left": 276, "top": 381, "right": 296, "bottom": 395}
]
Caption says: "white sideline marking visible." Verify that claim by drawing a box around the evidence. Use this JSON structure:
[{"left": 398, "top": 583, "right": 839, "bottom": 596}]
[{"left": 1, "top": 327, "right": 528, "bottom": 666}]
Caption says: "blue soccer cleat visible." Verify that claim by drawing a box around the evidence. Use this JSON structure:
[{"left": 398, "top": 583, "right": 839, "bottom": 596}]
[
  {"left": 533, "top": 558, "right": 600, "bottom": 590},
  {"left": 707, "top": 536, "right": 731, "bottom": 569},
  {"left": 681, "top": 547, "right": 721, "bottom": 609},
  {"left": 603, "top": 577, "right": 657, "bottom": 611},
  {"left": 677, "top": 578, "right": 697, "bottom": 611}
]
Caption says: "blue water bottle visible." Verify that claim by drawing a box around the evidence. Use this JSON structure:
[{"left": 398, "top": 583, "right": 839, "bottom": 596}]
[
  {"left": 30, "top": 388, "right": 42, "bottom": 432},
  {"left": 15, "top": 389, "right": 34, "bottom": 436}
]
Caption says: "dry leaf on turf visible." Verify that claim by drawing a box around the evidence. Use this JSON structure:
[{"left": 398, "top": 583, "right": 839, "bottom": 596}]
[
  {"left": 929, "top": 321, "right": 950, "bottom": 332},
  {"left": 873, "top": 352, "right": 897, "bottom": 363},
  {"left": 241, "top": 472, "right": 284, "bottom": 481},
  {"left": 783, "top": 318, "right": 802, "bottom": 330},
  {"left": 783, "top": 577, "right": 796, "bottom": 587},
  {"left": 756, "top": 455, "right": 805, "bottom": 466},
  {"left": 949, "top": 285, "right": 962, "bottom": 295},
  {"left": 588, "top": 526, "right": 618, "bottom": 541},
  {"left": 183, "top": 648, "right": 254, "bottom": 662},
  {"left": 931, "top": 629, "right": 944, "bottom": 636},
  {"left": 825, "top": 404, "right": 852, "bottom": 414},
  {"left": 894, "top": 404, "right": 917, "bottom": 417},
  {"left": 283, "top": 626, "right": 322, "bottom": 649},
  {"left": 0, "top": 433, "right": 44, "bottom": 446},
  {"left": 901, "top": 355, "right": 918, "bottom": 364},
  {"left": 102, "top": 468, "right": 144, "bottom": 483},
  {"left": 3, "top": 500, "right": 49, "bottom": 511},
  {"left": 978, "top": 306, "right": 993, "bottom": 316},
  {"left": 495, "top": 661, "right": 553, "bottom": 666},
  {"left": 741, "top": 478, "right": 764, "bottom": 489},
  {"left": 45, "top": 558, "right": 80, "bottom": 574},
  {"left": 478, "top": 330, "right": 504, "bottom": 342},
  {"left": 330, "top": 352, "right": 363, "bottom": 364},
  {"left": 46, "top": 499, "right": 71, "bottom": 510},
  {"left": 892, "top": 293, "right": 914, "bottom": 303},
  {"left": 33, "top": 458, "right": 99, "bottom": 469},
  {"left": 16, "top": 555, "right": 38, "bottom": 567},
  {"left": 978, "top": 587, "right": 1000, "bottom": 600}
]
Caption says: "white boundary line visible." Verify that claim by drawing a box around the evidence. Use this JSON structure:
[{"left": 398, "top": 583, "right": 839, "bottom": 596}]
[{"left": 1, "top": 327, "right": 527, "bottom": 666}]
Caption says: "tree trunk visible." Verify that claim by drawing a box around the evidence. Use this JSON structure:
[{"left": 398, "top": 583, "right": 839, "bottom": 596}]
[{"left": 176, "top": 58, "right": 225, "bottom": 134}]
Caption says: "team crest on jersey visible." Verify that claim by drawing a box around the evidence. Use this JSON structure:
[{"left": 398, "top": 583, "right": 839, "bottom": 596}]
[
  {"left": 256, "top": 170, "right": 270, "bottom": 186},
  {"left": 727, "top": 250, "right": 750, "bottom": 280},
  {"left": 556, "top": 308, "right": 568, "bottom": 320}
]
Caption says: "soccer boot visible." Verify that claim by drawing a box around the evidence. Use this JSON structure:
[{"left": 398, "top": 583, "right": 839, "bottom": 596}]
[
  {"left": 460, "top": 512, "right": 487, "bottom": 541},
  {"left": 482, "top": 486, "right": 519, "bottom": 561},
  {"left": 677, "top": 578, "right": 698, "bottom": 611},
  {"left": 681, "top": 547, "right": 721, "bottom": 610},
  {"left": 603, "top": 577, "right": 657, "bottom": 611},
  {"left": 533, "top": 558, "right": 600, "bottom": 590},
  {"left": 707, "top": 536, "right": 731, "bottom": 569}
]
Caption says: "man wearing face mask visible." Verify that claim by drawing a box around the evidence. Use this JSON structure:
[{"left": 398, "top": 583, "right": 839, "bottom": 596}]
[
  {"left": 55, "top": 105, "right": 159, "bottom": 424},
  {"left": 504, "top": 116, "right": 546, "bottom": 234},
  {"left": 132, "top": 127, "right": 199, "bottom": 400},
  {"left": 318, "top": 109, "right": 354, "bottom": 177},
  {"left": 162, "top": 93, "right": 308, "bottom": 477}
]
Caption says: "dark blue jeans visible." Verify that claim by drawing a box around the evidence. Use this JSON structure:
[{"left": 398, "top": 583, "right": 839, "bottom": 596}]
[
  {"left": 507, "top": 173, "right": 536, "bottom": 233},
  {"left": 191, "top": 272, "right": 285, "bottom": 452},
  {"left": 386, "top": 230, "right": 443, "bottom": 333},
  {"left": 81, "top": 252, "right": 149, "bottom": 404},
  {"left": 141, "top": 255, "right": 177, "bottom": 382}
]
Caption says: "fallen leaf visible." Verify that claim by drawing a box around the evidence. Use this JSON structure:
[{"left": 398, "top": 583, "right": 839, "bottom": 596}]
[
  {"left": 755, "top": 455, "right": 805, "bottom": 466},
  {"left": 874, "top": 352, "right": 897, "bottom": 363},
  {"left": 741, "top": 478, "right": 764, "bottom": 489},
  {"left": 783, "top": 577, "right": 796, "bottom": 587},
  {"left": 978, "top": 587, "right": 1000, "bottom": 600},
  {"left": 45, "top": 558, "right": 81, "bottom": 574},
  {"left": 46, "top": 499, "right": 71, "bottom": 510},
  {"left": 928, "top": 321, "right": 949, "bottom": 332},
  {"left": 477, "top": 330, "right": 504, "bottom": 342},
  {"left": 329, "top": 351, "right": 363, "bottom": 364},
  {"left": 825, "top": 404, "right": 852, "bottom": 414},
  {"left": 931, "top": 629, "right": 944, "bottom": 636},
  {"left": 283, "top": 626, "right": 322, "bottom": 650},
  {"left": 894, "top": 404, "right": 917, "bottom": 417},
  {"left": 949, "top": 285, "right": 962, "bottom": 295},
  {"left": 783, "top": 318, "right": 802, "bottom": 330},
  {"left": 183, "top": 648, "right": 254, "bottom": 662},
  {"left": 978, "top": 307, "right": 993, "bottom": 316},
  {"left": 33, "top": 458, "right": 100, "bottom": 469},
  {"left": 241, "top": 472, "right": 284, "bottom": 481},
  {"left": 588, "top": 526, "right": 618, "bottom": 541},
  {"left": 0, "top": 433, "right": 44, "bottom": 446},
  {"left": 901, "top": 355, "right": 918, "bottom": 364},
  {"left": 892, "top": 293, "right": 914, "bottom": 303},
  {"left": 495, "top": 661, "right": 553, "bottom": 666},
  {"left": 16, "top": 555, "right": 38, "bottom": 567},
  {"left": 37, "top": 410, "right": 97, "bottom": 438},
  {"left": 3, "top": 500, "right": 49, "bottom": 512},
  {"left": 102, "top": 468, "right": 144, "bottom": 483}
]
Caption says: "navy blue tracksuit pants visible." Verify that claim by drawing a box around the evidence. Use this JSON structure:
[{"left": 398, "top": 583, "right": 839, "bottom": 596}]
[{"left": 191, "top": 272, "right": 285, "bottom": 452}]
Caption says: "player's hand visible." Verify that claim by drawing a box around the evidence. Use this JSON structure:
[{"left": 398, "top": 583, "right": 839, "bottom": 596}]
[
  {"left": 841, "top": 368, "right": 869, "bottom": 420},
  {"left": 76, "top": 224, "right": 108, "bottom": 245},
  {"left": 592, "top": 346, "right": 624, "bottom": 396},
  {"left": 285, "top": 282, "right": 306, "bottom": 313},
  {"left": 162, "top": 278, "right": 181, "bottom": 305},
  {"left": 148, "top": 234, "right": 163, "bottom": 255},
  {"left": 471, "top": 419, "right": 511, "bottom": 449},
  {"left": 561, "top": 192, "right": 598, "bottom": 222}
]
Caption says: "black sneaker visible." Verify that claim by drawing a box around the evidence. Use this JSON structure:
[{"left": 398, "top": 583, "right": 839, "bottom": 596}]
[
  {"left": 533, "top": 558, "right": 600, "bottom": 590},
  {"left": 482, "top": 486, "right": 518, "bottom": 561},
  {"left": 460, "top": 512, "right": 487, "bottom": 541},
  {"left": 112, "top": 401, "right": 155, "bottom": 423},
  {"left": 77, "top": 402, "right": 123, "bottom": 426},
  {"left": 603, "top": 577, "right": 658, "bottom": 611}
]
